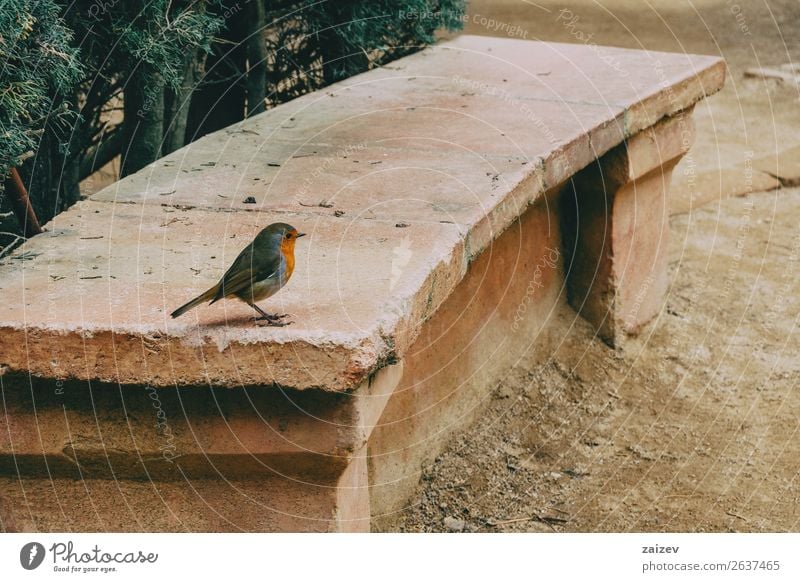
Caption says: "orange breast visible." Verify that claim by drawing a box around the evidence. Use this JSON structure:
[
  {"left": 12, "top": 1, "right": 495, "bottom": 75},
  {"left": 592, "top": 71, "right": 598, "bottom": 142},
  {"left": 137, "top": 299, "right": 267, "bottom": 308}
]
[{"left": 281, "top": 238, "right": 296, "bottom": 281}]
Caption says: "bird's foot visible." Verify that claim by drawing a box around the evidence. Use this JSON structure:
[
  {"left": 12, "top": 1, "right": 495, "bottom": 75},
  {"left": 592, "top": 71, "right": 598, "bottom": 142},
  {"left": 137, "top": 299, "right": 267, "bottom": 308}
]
[
  {"left": 254, "top": 313, "right": 292, "bottom": 326},
  {"left": 255, "top": 318, "right": 293, "bottom": 327},
  {"left": 255, "top": 312, "right": 289, "bottom": 321}
]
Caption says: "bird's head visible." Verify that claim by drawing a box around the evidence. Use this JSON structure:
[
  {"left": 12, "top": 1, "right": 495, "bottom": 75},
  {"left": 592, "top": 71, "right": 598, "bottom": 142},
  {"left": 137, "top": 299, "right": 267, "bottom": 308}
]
[{"left": 257, "top": 222, "right": 306, "bottom": 254}]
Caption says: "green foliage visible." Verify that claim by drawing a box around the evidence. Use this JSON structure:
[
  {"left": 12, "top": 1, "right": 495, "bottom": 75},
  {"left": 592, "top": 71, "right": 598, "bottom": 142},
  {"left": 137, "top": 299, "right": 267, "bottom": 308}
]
[
  {"left": 68, "top": 0, "right": 221, "bottom": 92},
  {"left": 253, "top": 0, "right": 466, "bottom": 104},
  {"left": 65, "top": 1, "right": 223, "bottom": 172},
  {"left": 0, "top": 0, "right": 81, "bottom": 179},
  {"left": 306, "top": 0, "right": 466, "bottom": 82},
  {"left": 0, "top": 0, "right": 466, "bottom": 235}
]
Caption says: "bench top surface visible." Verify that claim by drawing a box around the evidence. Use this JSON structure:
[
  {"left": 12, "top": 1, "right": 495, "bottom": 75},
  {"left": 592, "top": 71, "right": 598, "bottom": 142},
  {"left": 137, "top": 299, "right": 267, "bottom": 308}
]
[{"left": 0, "top": 35, "right": 724, "bottom": 390}]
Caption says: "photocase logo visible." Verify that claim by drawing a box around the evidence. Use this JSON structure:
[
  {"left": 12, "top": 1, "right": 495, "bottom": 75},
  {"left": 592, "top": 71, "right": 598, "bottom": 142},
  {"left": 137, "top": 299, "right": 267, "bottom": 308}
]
[
  {"left": 391, "top": 236, "right": 413, "bottom": 290},
  {"left": 20, "top": 542, "right": 46, "bottom": 570}
]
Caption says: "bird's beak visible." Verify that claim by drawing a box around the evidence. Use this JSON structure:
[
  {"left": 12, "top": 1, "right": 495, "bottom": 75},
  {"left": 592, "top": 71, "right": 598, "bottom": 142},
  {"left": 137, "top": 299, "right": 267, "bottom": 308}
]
[{"left": 297, "top": 232, "right": 307, "bottom": 238}]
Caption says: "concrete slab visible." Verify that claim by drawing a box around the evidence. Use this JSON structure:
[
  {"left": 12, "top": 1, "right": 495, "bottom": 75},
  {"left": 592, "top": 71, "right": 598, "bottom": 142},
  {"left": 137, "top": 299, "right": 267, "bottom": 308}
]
[
  {"left": 0, "top": 35, "right": 724, "bottom": 392},
  {"left": 0, "top": 202, "right": 459, "bottom": 390}
]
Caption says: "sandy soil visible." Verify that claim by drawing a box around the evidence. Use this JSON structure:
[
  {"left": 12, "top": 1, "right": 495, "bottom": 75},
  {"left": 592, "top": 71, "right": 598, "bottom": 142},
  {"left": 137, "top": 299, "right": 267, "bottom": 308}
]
[
  {"left": 388, "top": 185, "right": 800, "bottom": 532},
  {"left": 387, "top": 0, "right": 800, "bottom": 532}
]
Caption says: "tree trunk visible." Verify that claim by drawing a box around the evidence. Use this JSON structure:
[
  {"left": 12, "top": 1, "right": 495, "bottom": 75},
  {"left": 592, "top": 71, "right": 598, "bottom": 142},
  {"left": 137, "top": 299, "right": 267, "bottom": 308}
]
[
  {"left": 121, "top": 63, "right": 165, "bottom": 177},
  {"left": 246, "top": 0, "right": 267, "bottom": 117},
  {"left": 60, "top": 94, "right": 83, "bottom": 205},
  {"left": 164, "top": 50, "right": 203, "bottom": 154},
  {"left": 23, "top": 133, "right": 57, "bottom": 224},
  {"left": 79, "top": 128, "right": 124, "bottom": 180},
  {"left": 59, "top": 144, "right": 82, "bottom": 208},
  {"left": 186, "top": 1, "right": 247, "bottom": 141},
  {"left": 318, "top": 28, "right": 369, "bottom": 87}
]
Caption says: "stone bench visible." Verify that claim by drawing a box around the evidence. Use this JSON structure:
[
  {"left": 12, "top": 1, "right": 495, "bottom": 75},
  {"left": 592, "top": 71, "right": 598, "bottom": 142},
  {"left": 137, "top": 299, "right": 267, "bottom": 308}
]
[{"left": 0, "top": 36, "right": 724, "bottom": 532}]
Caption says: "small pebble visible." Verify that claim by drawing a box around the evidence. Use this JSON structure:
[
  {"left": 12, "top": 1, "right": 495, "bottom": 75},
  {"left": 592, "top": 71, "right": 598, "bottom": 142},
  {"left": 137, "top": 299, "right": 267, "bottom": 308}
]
[{"left": 443, "top": 517, "right": 466, "bottom": 532}]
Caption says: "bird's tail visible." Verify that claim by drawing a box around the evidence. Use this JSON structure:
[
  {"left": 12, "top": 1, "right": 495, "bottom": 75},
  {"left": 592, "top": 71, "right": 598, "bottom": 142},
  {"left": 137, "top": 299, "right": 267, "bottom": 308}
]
[{"left": 170, "top": 285, "right": 218, "bottom": 318}]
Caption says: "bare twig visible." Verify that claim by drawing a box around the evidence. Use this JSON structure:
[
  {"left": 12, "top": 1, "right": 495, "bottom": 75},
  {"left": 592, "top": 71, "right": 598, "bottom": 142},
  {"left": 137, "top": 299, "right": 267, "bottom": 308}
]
[
  {"left": 0, "top": 232, "right": 27, "bottom": 260},
  {"left": 80, "top": 125, "right": 124, "bottom": 179},
  {"left": 15, "top": 151, "right": 34, "bottom": 164},
  {"left": 298, "top": 200, "right": 333, "bottom": 208},
  {"left": 0, "top": 231, "right": 26, "bottom": 240},
  {"left": 489, "top": 514, "right": 568, "bottom": 530},
  {"left": 726, "top": 511, "right": 748, "bottom": 522},
  {"left": 5, "top": 168, "right": 42, "bottom": 237}
]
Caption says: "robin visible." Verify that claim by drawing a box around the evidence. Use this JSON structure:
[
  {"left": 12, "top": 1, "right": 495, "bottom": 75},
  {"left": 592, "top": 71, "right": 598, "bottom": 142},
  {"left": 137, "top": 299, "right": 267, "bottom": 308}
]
[{"left": 170, "top": 222, "right": 305, "bottom": 325}]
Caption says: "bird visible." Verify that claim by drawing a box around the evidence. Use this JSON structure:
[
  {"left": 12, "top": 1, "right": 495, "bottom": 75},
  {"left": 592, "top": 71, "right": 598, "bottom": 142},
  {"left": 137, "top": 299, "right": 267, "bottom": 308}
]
[{"left": 170, "top": 222, "right": 305, "bottom": 325}]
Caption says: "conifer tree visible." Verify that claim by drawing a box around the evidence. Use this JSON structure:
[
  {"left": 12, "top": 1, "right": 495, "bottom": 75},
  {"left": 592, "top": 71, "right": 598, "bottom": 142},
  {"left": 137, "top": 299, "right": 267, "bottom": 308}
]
[{"left": 1, "top": 0, "right": 465, "bottom": 245}]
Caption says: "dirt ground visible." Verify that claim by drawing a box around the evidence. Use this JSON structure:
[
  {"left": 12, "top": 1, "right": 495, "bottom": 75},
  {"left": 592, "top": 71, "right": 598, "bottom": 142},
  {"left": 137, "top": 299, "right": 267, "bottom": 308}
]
[
  {"left": 390, "top": 185, "right": 800, "bottom": 533},
  {"left": 387, "top": 1, "right": 800, "bottom": 532}
]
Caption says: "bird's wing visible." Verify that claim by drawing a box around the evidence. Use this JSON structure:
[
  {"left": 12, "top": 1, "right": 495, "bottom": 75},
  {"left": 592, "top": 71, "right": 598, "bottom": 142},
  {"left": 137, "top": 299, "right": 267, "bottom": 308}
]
[{"left": 212, "top": 241, "right": 282, "bottom": 302}]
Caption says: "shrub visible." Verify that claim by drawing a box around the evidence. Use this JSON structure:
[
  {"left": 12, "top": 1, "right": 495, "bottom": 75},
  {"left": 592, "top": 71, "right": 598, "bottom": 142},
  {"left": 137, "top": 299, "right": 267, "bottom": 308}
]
[{"left": 0, "top": 0, "right": 465, "bottom": 241}]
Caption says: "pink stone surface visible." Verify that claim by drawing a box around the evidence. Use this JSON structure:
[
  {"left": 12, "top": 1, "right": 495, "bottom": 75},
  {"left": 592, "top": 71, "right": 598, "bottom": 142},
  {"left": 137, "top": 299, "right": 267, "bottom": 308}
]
[
  {"left": 0, "top": 202, "right": 458, "bottom": 390},
  {"left": 562, "top": 110, "right": 694, "bottom": 345},
  {"left": 0, "top": 36, "right": 724, "bottom": 390}
]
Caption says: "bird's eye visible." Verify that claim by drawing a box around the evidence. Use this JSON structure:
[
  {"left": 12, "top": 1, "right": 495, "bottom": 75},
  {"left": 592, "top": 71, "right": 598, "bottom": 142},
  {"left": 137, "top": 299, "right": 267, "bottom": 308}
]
[{"left": 285, "top": 232, "right": 292, "bottom": 239}]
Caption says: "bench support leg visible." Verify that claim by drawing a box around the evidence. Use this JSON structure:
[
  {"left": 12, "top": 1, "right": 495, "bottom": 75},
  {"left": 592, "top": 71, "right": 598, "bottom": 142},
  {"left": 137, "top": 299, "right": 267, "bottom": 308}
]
[{"left": 562, "top": 109, "right": 696, "bottom": 346}]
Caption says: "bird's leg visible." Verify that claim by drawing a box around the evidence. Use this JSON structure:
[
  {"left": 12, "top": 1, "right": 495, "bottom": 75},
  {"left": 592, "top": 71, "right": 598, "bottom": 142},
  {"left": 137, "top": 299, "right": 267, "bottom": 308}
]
[
  {"left": 249, "top": 302, "right": 291, "bottom": 326},
  {"left": 250, "top": 303, "right": 271, "bottom": 319}
]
